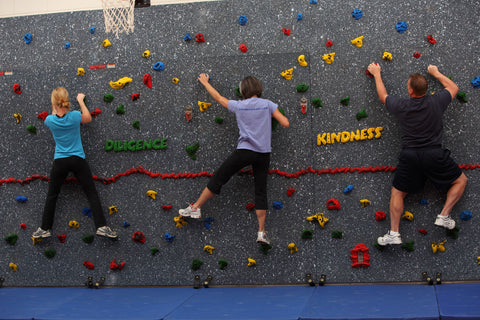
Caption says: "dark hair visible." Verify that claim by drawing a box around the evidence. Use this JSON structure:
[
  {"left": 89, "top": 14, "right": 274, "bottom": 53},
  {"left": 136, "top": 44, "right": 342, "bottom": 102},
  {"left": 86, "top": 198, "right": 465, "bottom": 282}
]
[
  {"left": 409, "top": 73, "right": 428, "bottom": 96},
  {"left": 239, "top": 76, "right": 262, "bottom": 99}
]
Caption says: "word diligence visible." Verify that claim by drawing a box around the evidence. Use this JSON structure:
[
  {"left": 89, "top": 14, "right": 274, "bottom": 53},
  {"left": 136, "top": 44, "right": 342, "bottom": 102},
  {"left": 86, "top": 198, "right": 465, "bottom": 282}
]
[{"left": 105, "top": 138, "right": 168, "bottom": 152}]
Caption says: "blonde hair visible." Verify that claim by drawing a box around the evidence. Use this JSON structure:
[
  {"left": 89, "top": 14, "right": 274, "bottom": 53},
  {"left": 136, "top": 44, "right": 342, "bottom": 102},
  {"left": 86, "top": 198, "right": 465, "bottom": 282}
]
[{"left": 51, "top": 87, "right": 71, "bottom": 110}]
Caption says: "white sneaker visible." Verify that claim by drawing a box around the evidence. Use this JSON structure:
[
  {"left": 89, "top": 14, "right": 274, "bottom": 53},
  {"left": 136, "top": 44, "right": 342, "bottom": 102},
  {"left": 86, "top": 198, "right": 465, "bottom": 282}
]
[
  {"left": 32, "top": 227, "right": 51, "bottom": 239},
  {"left": 179, "top": 204, "right": 201, "bottom": 219},
  {"left": 377, "top": 231, "right": 402, "bottom": 245},
  {"left": 434, "top": 215, "right": 456, "bottom": 230},
  {"left": 256, "top": 231, "right": 270, "bottom": 245}
]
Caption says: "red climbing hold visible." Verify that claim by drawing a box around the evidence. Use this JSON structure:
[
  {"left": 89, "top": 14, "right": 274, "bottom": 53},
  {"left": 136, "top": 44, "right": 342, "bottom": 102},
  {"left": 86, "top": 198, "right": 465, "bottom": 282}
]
[
  {"left": 246, "top": 202, "right": 255, "bottom": 211},
  {"left": 326, "top": 198, "right": 341, "bottom": 210},
  {"left": 162, "top": 205, "right": 173, "bottom": 211},
  {"left": 350, "top": 243, "right": 370, "bottom": 268},
  {"left": 20, "top": 223, "right": 27, "bottom": 230},
  {"left": 90, "top": 107, "right": 102, "bottom": 118},
  {"left": 110, "top": 259, "right": 125, "bottom": 270},
  {"left": 375, "top": 211, "right": 386, "bottom": 221},
  {"left": 131, "top": 93, "right": 140, "bottom": 101},
  {"left": 239, "top": 43, "right": 248, "bottom": 53},
  {"left": 143, "top": 73, "right": 152, "bottom": 88},
  {"left": 83, "top": 261, "right": 95, "bottom": 269},
  {"left": 326, "top": 40, "right": 333, "bottom": 47},
  {"left": 282, "top": 28, "right": 291, "bottom": 36},
  {"left": 132, "top": 231, "right": 146, "bottom": 244},
  {"left": 37, "top": 112, "right": 48, "bottom": 121},
  {"left": 196, "top": 33, "right": 205, "bottom": 42},
  {"left": 413, "top": 52, "right": 421, "bottom": 58},
  {"left": 13, "top": 83, "right": 22, "bottom": 94},
  {"left": 287, "top": 188, "right": 296, "bottom": 197},
  {"left": 419, "top": 228, "right": 428, "bottom": 235},
  {"left": 427, "top": 35, "right": 436, "bottom": 44},
  {"left": 57, "top": 234, "right": 66, "bottom": 243}
]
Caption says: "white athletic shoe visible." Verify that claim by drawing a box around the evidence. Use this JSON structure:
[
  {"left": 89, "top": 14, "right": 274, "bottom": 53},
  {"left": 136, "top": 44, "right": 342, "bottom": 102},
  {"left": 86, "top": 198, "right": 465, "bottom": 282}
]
[
  {"left": 434, "top": 215, "right": 456, "bottom": 230},
  {"left": 179, "top": 204, "right": 202, "bottom": 219},
  {"left": 377, "top": 231, "right": 402, "bottom": 245}
]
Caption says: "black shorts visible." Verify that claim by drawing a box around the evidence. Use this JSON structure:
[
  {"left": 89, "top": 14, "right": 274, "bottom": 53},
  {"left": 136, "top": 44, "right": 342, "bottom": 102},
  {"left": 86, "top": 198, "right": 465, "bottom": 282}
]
[{"left": 393, "top": 147, "right": 462, "bottom": 193}]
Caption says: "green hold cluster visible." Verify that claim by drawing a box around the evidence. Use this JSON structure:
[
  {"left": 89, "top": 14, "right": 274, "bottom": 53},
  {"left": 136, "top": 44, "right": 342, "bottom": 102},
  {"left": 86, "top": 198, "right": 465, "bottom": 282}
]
[
  {"left": 312, "top": 97, "right": 323, "bottom": 108},
  {"left": 259, "top": 243, "right": 272, "bottom": 255},
  {"left": 356, "top": 109, "right": 368, "bottom": 120},
  {"left": 116, "top": 105, "right": 125, "bottom": 115},
  {"left": 82, "top": 235, "right": 95, "bottom": 244},
  {"left": 296, "top": 83, "right": 309, "bottom": 93},
  {"left": 5, "top": 234, "right": 18, "bottom": 245},
  {"left": 401, "top": 241, "right": 415, "bottom": 252},
  {"left": 104, "top": 93, "right": 114, "bottom": 103},
  {"left": 27, "top": 124, "right": 37, "bottom": 134},
  {"left": 446, "top": 226, "right": 460, "bottom": 239},
  {"left": 215, "top": 117, "right": 224, "bottom": 124},
  {"left": 331, "top": 230, "right": 343, "bottom": 239},
  {"left": 44, "top": 249, "right": 56, "bottom": 259},
  {"left": 341, "top": 96, "right": 350, "bottom": 106},
  {"left": 302, "top": 229, "right": 313, "bottom": 239},
  {"left": 457, "top": 92, "right": 467, "bottom": 103},
  {"left": 218, "top": 259, "right": 228, "bottom": 270},
  {"left": 235, "top": 87, "right": 242, "bottom": 98},
  {"left": 151, "top": 247, "right": 159, "bottom": 256},
  {"left": 191, "top": 258, "right": 203, "bottom": 271},
  {"left": 132, "top": 120, "right": 140, "bottom": 129},
  {"left": 186, "top": 142, "right": 200, "bottom": 160}
]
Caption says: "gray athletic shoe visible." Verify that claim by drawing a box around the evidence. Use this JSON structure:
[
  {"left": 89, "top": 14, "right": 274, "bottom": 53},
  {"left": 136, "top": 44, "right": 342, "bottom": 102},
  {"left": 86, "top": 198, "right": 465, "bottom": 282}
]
[
  {"left": 96, "top": 226, "right": 118, "bottom": 238},
  {"left": 377, "top": 231, "right": 402, "bottom": 245},
  {"left": 32, "top": 227, "right": 51, "bottom": 239},
  {"left": 434, "top": 215, "right": 456, "bottom": 230},
  {"left": 179, "top": 204, "right": 201, "bottom": 219}
]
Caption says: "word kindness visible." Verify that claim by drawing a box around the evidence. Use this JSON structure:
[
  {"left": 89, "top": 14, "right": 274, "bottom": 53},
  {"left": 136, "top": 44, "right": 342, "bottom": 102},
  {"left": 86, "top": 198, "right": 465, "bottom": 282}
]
[
  {"left": 105, "top": 138, "right": 168, "bottom": 152},
  {"left": 317, "top": 127, "right": 383, "bottom": 146}
]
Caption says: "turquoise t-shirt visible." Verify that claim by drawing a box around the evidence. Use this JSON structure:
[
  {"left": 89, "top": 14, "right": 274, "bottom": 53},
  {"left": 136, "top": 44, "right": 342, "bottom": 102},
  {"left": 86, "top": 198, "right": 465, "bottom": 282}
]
[{"left": 44, "top": 110, "right": 85, "bottom": 159}]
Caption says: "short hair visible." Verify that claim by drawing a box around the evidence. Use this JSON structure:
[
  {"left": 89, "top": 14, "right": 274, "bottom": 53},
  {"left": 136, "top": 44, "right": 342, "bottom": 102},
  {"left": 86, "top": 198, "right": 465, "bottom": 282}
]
[
  {"left": 239, "top": 76, "right": 262, "bottom": 99},
  {"left": 51, "top": 87, "right": 71, "bottom": 110},
  {"left": 408, "top": 73, "right": 428, "bottom": 96}
]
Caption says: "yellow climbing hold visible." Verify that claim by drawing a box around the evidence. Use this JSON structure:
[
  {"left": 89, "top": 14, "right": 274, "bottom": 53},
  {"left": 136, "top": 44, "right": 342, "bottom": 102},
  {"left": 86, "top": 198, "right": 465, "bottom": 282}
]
[
  {"left": 102, "top": 39, "right": 111, "bottom": 47},
  {"left": 146, "top": 190, "right": 157, "bottom": 199},
  {"left": 288, "top": 243, "right": 298, "bottom": 254},
  {"left": 432, "top": 240, "right": 446, "bottom": 253},
  {"left": 322, "top": 53, "right": 335, "bottom": 64},
  {"left": 247, "top": 258, "right": 257, "bottom": 267},
  {"left": 9, "top": 262, "right": 17, "bottom": 272},
  {"left": 174, "top": 215, "right": 188, "bottom": 228},
  {"left": 198, "top": 101, "right": 212, "bottom": 112},
  {"left": 108, "top": 206, "right": 118, "bottom": 215},
  {"left": 298, "top": 55, "right": 308, "bottom": 67},
  {"left": 280, "top": 68, "right": 294, "bottom": 80},
  {"left": 402, "top": 211, "right": 414, "bottom": 221},
  {"left": 382, "top": 51, "right": 393, "bottom": 61},
  {"left": 142, "top": 50, "right": 150, "bottom": 58},
  {"left": 351, "top": 35, "right": 364, "bottom": 48},
  {"left": 306, "top": 213, "right": 329, "bottom": 228},
  {"left": 360, "top": 199, "right": 371, "bottom": 208},
  {"left": 13, "top": 113, "right": 22, "bottom": 124},
  {"left": 68, "top": 220, "right": 79, "bottom": 229},
  {"left": 109, "top": 77, "right": 133, "bottom": 89},
  {"left": 77, "top": 68, "right": 85, "bottom": 76},
  {"left": 172, "top": 77, "right": 179, "bottom": 84},
  {"left": 477, "top": 256, "right": 480, "bottom": 265},
  {"left": 32, "top": 237, "right": 42, "bottom": 246},
  {"left": 203, "top": 245, "right": 215, "bottom": 254}
]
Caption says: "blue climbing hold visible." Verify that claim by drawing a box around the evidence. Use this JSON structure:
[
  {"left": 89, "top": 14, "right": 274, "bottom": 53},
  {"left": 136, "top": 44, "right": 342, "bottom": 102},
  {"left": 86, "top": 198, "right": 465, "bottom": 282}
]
[
  {"left": 352, "top": 8, "right": 363, "bottom": 20},
  {"left": 396, "top": 21, "right": 408, "bottom": 33},
  {"left": 238, "top": 15, "right": 247, "bottom": 26},
  {"left": 123, "top": 221, "right": 130, "bottom": 228},
  {"left": 164, "top": 232, "right": 175, "bottom": 242},
  {"left": 420, "top": 198, "right": 428, "bottom": 205},
  {"left": 16, "top": 195, "right": 28, "bottom": 202},
  {"left": 183, "top": 33, "right": 192, "bottom": 41},
  {"left": 471, "top": 76, "right": 480, "bottom": 89},
  {"left": 460, "top": 210, "right": 473, "bottom": 221},
  {"left": 204, "top": 217, "right": 214, "bottom": 229},
  {"left": 343, "top": 185, "right": 354, "bottom": 194},
  {"left": 272, "top": 201, "right": 283, "bottom": 210},
  {"left": 82, "top": 207, "right": 92, "bottom": 218},
  {"left": 24, "top": 33, "right": 33, "bottom": 44},
  {"left": 297, "top": 13, "right": 303, "bottom": 21},
  {"left": 64, "top": 42, "right": 71, "bottom": 49},
  {"left": 152, "top": 61, "right": 165, "bottom": 71},
  {"left": 310, "top": 0, "right": 318, "bottom": 4},
  {"left": 90, "top": 26, "right": 96, "bottom": 34}
]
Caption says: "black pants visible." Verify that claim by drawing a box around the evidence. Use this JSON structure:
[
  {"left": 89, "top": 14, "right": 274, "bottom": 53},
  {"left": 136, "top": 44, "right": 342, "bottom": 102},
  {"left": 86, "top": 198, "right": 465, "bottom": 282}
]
[
  {"left": 207, "top": 149, "right": 270, "bottom": 210},
  {"left": 41, "top": 156, "right": 106, "bottom": 230}
]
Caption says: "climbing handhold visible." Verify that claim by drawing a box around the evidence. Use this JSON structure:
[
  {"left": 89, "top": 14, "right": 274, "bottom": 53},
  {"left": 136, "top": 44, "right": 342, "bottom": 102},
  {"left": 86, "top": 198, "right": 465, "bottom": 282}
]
[
  {"left": 287, "top": 188, "right": 296, "bottom": 196},
  {"left": 20, "top": 223, "right": 27, "bottom": 230},
  {"left": 5, "top": 234, "right": 18, "bottom": 245},
  {"left": 83, "top": 261, "right": 94, "bottom": 269},
  {"left": 152, "top": 61, "right": 165, "bottom": 71},
  {"left": 282, "top": 28, "right": 291, "bottom": 36},
  {"left": 288, "top": 243, "right": 298, "bottom": 254},
  {"left": 164, "top": 232, "right": 175, "bottom": 242},
  {"left": 146, "top": 190, "right": 157, "bottom": 199},
  {"left": 238, "top": 14, "right": 247, "bottom": 25},
  {"left": 142, "top": 50, "right": 150, "bottom": 58},
  {"left": 109, "top": 76, "right": 132, "bottom": 89},
  {"left": 183, "top": 33, "right": 192, "bottom": 41},
  {"left": 340, "top": 96, "right": 350, "bottom": 106},
  {"left": 132, "top": 231, "right": 146, "bottom": 244},
  {"left": 401, "top": 241, "right": 414, "bottom": 252},
  {"left": 143, "top": 74, "right": 152, "bottom": 88},
  {"left": 9, "top": 263, "right": 18, "bottom": 271},
  {"left": 82, "top": 207, "right": 92, "bottom": 217},
  {"left": 446, "top": 226, "right": 460, "bottom": 240},
  {"left": 204, "top": 245, "right": 215, "bottom": 254},
  {"left": 312, "top": 98, "right": 323, "bottom": 108},
  {"left": 327, "top": 199, "right": 341, "bottom": 210},
  {"left": 110, "top": 259, "right": 125, "bottom": 270},
  {"left": 162, "top": 205, "right": 173, "bottom": 211},
  {"left": 13, "top": 83, "right": 22, "bottom": 94},
  {"left": 32, "top": 237, "right": 42, "bottom": 245},
  {"left": 375, "top": 211, "right": 386, "bottom": 221},
  {"left": 246, "top": 202, "right": 255, "bottom": 211},
  {"left": 116, "top": 105, "right": 125, "bottom": 115},
  {"left": 151, "top": 247, "right": 159, "bottom": 255},
  {"left": 186, "top": 142, "right": 200, "bottom": 160},
  {"left": 280, "top": 68, "right": 293, "bottom": 80},
  {"left": 471, "top": 77, "right": 480, "bottom": 89},
  {"left": 427, "top": 35, "right": 436, "bottom": 44},
  {"left": 172, "top": 77, "right": 179, "bottom": 84},
  {"left": 356, "top": 109, "right": 368, "bottom": 121},
  {"left": 185, "top": 105, "right": 193, "bottom": 121},
  {"left": 195, "top": 33, "right": 205, "bottom": 43},
  {"left": 13, "top": 113, "right": 22, "bottom": 124},
  {"left": 350, "top": 35, "right": 364, "bottom": 48},
  {"left": 460, "top": 210, "right": 473, "bottom": 221},
  {"left": 191, "top": 259, "right": 203, "bottom": 270},
  {"left": 322, "top": 53, "right": 335, "bottom": 64},
  {"left": 123, "top": 221, "right": 130, "bottom": 228},
  {"left": 204, "top": 217, "right": 214, "bottom": 229},
  {"left": 77, "top": 68, "right": 85, "bottom": 76},
  {"left": 297, "top": 13, "right": 303, "bottom": 21},
  {"left": 420, "top": 198, "right": 428, "bottom": 205},
  {"left": 218, "top": 259, "right": 228, "bottom": 270},
  {"left": 296, "top": 83, "right": 309, "bottom": 93},
  {"left": 352, "top": 8, "right": 363, "bottom": 20},
  {"left": 82, "top": 235, "right": 94, "bottom": 244},
  {"left": 431, "top": 240, "right": 446, "bottom": 253},
  {"left": 104, "top": 93, "right": 114, "bottom": 102},
  {"left": 419, "top": 229, "right": 428, "bottom": 235},
  {"left": 90, "top": 107, "right": 101, "bottom": 118},
  {"left": 344, "top": 185, "right": 354, "bottom": 194},
  {"left": 298, "top": 55, "right": 308, "bottom": 67},
  {"left": 272, "top": 201, "right": 283, "bottom": 209},
  {"left": 413, "top": 52, "right": 421, "bottom": 59},
  {"left": 68, "top": 220, "right": 79, "bottom": 228},
  {"left": 402, "top": 211, "right": 414, "bottom": 221},
  {"left": 64, "top": 42, "right": 71, "bottom": 49},
  {"left": 325, "top": 40, "right": 333, "bottom": 47},
  {"left": 131, "top": 93, "right": 140, "bottom": 101},
  {"left": 395, "top": 21, "right": 408, "bottom": 33},
  {"left": 457, "top": 92, "right": 468, "bottom": 103},
  {"left": 102, "top": 39, "right": 111, "bottom": 47},
  {"left": 16, "top": 195, "right": 28, "bottom": 202},
  {"left": 27, "top": 125, "right": 36, "bottom": 134},
  {"left": 310, "top": 0, "right": 317, "bottom": 4},
  {"left": 174, "top": 215, "right": 188, "bottom": 228},
  {"left": 44, "top": 249, "right": 56, "bottom": 259},
  {"left": 24, "top": 33, "right": 33, "bottom": 44},
  {"left": 57, "top": 234, "right": 66, "bottom": 243},
  {"left": 302, "top": 229, "right": 313, "bottom": 239},
  {"left": 382, "top": 51, "right": 393, "bottom": 61},
  {"left": 198, "top": 100, "right": 212, "bottom": 112},
  {"left": 90, "top": 26, "right": 95, "bottom": 34},
  {"left": 360, "top": 199, "right": 370, "bottom": 207},
  {"left": 260, "top": 243, "right": 272, "bottom": 255},
  {"left": 331, "top": 230, "right": 343, "bottom": 239},
  {"left": 215, "top": 117, "right": 223, "bottom": 124},
  {"left": 247, "top": 258, "right": 257, "bottom": 267},
  {"left": 108, "top": 206, "right": 118, "bottom": 215},
  {"left": 306, "top": 213, "right": 329, "bottom": 228},
  {"left": 239, "top": 43, "right": 248, "bottom": 53},
  {"left": 350, "top": 243, "right": 370, "bottom": 268}
]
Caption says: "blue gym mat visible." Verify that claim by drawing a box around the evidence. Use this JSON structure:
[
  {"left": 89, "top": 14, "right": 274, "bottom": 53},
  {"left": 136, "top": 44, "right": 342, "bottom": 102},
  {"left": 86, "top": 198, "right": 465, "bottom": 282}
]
[{"left": 435, "top": 283, "right": 480, "bottom": 320}]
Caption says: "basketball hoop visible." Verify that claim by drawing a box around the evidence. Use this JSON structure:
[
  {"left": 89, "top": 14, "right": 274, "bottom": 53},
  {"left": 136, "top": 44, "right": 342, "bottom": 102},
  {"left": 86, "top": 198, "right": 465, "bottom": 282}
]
[{"left": 102, "top": 0, "right": 135, "bottom": 38}]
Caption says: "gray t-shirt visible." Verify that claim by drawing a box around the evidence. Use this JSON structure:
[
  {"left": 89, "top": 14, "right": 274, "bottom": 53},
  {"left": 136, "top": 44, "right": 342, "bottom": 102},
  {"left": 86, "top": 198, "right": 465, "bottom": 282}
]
[{"left": 228, "top": 97, "right": 278, "bottom": 153}]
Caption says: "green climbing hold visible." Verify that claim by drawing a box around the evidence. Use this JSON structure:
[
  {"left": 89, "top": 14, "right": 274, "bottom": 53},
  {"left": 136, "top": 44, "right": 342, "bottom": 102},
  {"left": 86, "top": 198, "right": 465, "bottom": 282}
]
[
  {"left": 331, "top": 230, "right": 343, "bottom": 239},
  {"left": 116, "top": 105, "right": 125, "bottom": 115},
  {"left": 272, "top": 107, "right": 285, "bottom": 131},
  {"left": 296, "top": 83, "right": 309, "bottom": 93},
  {"left": 259, "top": 243, "right": 273, "bottom": 255},
  {"left": 44, "top": 249, "right": 56, "bottom": 259},
  {"left": 312, "top": 97, "right": 323, "bottom": 108},
  {"left": 191, "top": 258, "right": 203, "bottom": 271},
  {"left": 401, "top": 241, "right": 415, "bottom": 252},
  {"left": 356, "top": 109, "right": 368, "bottom": 120},
  {"left": 151, "top": 247, "right": 159, "bottom": 256},
  {"left": 457, "top": 92, "right": 468, "bottom": 103},
  {"left": 5, "top": 234, "right": 18, "bottom": 245},
  {"left": 218, "top": 259, "right": 228, "bottom": 270},
  {"left": 235, "top": 87, "right": 242, "bottom": 98},
  {"left": 82, "top": 234, "right": 95, "bottom": 244},
  {"left": 104, "top": 93, "right": 114, "bottom": 103},
  {"left": 215, "top": 117, "right": 224, "bottom": 124},
  {"left": 186, "top": 142, "right": 199, "bottom": 160},
  {"left": 446, "top": 226, "right": 460, "bottom": 239},
  {"left": 301, "top": 229, "right": 313, "bottom": 240},
  {"left": 340, "top": 96, "right": 350, "bottom": 106},
  {"left": 27, "top": 125, "right": 37, "bottom": 134},
  {"left": 132, "top": 120, "right": 140, "bottom": 129},
  {"left": 374, "top": 242, "right": 385, "bottom": 250}
]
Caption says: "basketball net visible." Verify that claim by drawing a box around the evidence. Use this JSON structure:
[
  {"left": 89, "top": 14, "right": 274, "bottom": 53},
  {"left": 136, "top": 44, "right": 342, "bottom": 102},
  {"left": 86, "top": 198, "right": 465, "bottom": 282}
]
[{"left": 102, "top": 0, "right": 135, "bottom": 38}]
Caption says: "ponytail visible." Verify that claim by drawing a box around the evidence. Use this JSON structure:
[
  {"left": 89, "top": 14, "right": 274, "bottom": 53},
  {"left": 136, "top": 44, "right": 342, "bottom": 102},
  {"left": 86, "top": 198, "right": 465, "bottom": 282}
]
[{"left": 51, "top": 87, "right": 71, "bottom": 110}]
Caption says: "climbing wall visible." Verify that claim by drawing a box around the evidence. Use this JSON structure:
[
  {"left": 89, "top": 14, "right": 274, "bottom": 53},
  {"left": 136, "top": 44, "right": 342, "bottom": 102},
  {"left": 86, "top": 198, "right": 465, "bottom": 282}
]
[{"left": 0, "top": 0, "right": 479, "bottom": 287}]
